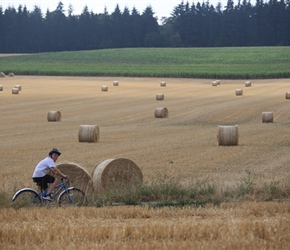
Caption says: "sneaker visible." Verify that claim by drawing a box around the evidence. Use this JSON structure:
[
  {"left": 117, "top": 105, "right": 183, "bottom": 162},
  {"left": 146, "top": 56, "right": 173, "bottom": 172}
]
[{"left": 42, "top": 195, "right": 52, "bottom": 201}]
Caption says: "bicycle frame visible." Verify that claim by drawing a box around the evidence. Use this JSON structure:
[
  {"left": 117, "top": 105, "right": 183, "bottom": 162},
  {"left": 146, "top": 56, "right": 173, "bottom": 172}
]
[
  {"left": 50, "top": 181, "right": 68, "bottom": 200},
  {"left": 53, "top": 181, "right": 75, "bottom": 203}
]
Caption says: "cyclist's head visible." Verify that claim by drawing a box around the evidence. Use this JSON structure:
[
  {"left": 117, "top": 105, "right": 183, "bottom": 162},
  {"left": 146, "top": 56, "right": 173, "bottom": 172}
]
[{"left": 49, "top": 148, "right": 61, "bottom": 156}]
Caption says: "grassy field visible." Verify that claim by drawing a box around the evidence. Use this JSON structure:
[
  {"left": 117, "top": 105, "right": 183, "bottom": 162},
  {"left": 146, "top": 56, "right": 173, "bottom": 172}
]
[
  {"left": 1, "top": 47, "right": 290, "bottom": 78},
  {"left": 1, "top": 75, "right": 290, "bottom": 248}
]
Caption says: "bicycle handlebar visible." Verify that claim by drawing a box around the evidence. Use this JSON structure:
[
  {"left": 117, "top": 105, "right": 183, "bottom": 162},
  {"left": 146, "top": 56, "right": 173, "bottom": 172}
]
[{"left": 61, "top": 176, "right": 69, "bottom": 182}]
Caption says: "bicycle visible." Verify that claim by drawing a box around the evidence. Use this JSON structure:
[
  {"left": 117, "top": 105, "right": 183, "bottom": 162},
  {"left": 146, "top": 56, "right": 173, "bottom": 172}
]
[{"left": 12, "top": 178, "right": 86, "bottom": 208}]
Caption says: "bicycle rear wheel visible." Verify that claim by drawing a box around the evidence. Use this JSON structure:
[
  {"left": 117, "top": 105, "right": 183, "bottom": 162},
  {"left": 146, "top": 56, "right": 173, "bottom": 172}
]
[
  {"left": 58, "top": 187, "right": 86, "bottom": 207},
  {"left": 12, "top": 189, "right": 41, "bottom": 208}
]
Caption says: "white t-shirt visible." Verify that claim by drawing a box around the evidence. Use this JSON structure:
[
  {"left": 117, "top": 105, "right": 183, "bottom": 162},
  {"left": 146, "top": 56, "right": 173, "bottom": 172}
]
[{"left": 32, "top": 157, "right": 56, "bottom": 178}]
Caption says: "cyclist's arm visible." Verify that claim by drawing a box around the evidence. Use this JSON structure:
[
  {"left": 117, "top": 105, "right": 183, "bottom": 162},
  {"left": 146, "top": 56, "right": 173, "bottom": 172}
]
[{"left": 50, "top": 167, "right": 67, "bottom": 178}]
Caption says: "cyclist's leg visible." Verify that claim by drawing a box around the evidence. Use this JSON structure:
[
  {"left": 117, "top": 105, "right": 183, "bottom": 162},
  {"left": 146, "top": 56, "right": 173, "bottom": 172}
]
[
  {"left": 45, "top": 175, "right": 57, "bottom": 196},
  {"left": 33, "top": 175, "right": 54, "bottom": 196},
  {"left": 33, "top": 177, "right": 48, "bottom": 195}
]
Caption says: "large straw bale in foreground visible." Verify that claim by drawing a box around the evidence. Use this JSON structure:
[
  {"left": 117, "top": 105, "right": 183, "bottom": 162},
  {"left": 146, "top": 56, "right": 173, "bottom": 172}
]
[
  {"left": 47, "top": 111, "right": 61, "bottom": 122},
  {"left": 56, "top": 162, "right": 93, "bottom": 196},
  {"left": 78, "top": 125, "right": 100, "bottom": 143},
  {"left": 262, "top": 112, "right": 274, "bottom": 123},
  {"left": 155, "top": 107, "right": 168, "bottom": 118},
  {"left": 217, "top": 125, "right": 239, "bottom": 146},
  {"left": 285, "top": 92, "right": 290, "bottom": 99},
  {"left": 92, "top": 158, "right": 143, "bottom": 193}
]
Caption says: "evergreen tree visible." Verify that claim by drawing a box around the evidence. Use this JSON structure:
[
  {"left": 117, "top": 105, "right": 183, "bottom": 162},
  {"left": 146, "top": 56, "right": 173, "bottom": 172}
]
[
  {"left": 27, "top": 5, "right": 45, "bottom": 52},
  {"left": 130, "top": 7, "right": 143, "bottom": 47},
  {"left": 141, "top": 6, "right": 161, "bottom": 47},
  {"left": 66, "top": 5, "right": 80, "bottom": 50},
  {"left": 44, "top": 1, "right": 67, "bottom": 51},
  {"left": 0, "top": 7, "right": 3, "bottom": 52},
  {"left": 3, "top": 6, "right": 18, "bottom": 52}
]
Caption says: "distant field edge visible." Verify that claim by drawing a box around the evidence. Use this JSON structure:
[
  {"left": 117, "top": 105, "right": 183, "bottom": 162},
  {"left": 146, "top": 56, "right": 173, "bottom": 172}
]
[{"left": 1, "top": 47, "right": 290, "bottom": 79}]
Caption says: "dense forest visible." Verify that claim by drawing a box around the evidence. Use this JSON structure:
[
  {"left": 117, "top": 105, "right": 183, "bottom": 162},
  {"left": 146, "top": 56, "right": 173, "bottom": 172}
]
[{"left": 0, "top": 0, "right": 289, "bottom": 53}]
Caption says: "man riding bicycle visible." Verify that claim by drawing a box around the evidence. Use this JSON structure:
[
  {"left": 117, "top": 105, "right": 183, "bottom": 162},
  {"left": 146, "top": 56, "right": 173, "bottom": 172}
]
[{"left": 32, "top": 148, "right": 67, "bottom": 201}]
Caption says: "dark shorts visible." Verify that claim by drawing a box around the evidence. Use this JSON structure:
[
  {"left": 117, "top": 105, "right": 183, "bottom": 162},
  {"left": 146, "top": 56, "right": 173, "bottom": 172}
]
[{"left": 33, "top": 175, "right": 55, "bottom": 191}]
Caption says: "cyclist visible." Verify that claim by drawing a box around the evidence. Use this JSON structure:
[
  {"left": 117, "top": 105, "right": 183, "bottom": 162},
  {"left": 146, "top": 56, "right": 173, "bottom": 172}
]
[{"left": 32, "top": 148, "right": 67, "bottom": 201}]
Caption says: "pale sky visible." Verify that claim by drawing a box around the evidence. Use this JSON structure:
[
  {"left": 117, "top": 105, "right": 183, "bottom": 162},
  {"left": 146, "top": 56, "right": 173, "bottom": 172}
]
[{"left": 1, "top": 0, "right": 229, "bottom": 21}]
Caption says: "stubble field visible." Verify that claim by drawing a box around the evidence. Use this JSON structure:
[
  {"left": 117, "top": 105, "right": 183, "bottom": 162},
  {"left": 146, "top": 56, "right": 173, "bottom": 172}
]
[{"left": 1, "top": 75, "right": 290, "bottom": 249}]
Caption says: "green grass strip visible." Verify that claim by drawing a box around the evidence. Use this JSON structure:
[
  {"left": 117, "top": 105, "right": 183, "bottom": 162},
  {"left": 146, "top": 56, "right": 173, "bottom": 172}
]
[{"left": 1, "top": 47, "right": 290, "bottom": 79}]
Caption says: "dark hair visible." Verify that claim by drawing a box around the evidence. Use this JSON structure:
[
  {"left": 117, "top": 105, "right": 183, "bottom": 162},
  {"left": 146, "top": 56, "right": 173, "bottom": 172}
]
[{"left": 49, "top": 148, "right": 61, "bottom": 156}]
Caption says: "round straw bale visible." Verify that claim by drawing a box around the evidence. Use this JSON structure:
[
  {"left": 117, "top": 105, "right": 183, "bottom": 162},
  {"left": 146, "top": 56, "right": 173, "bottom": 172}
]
[
  {"left": 14, "top": 85, "right": 21, "bottom": 91},
  {"left": 236, "top": 89, "right": 243, "bottom": 96},
  {"left": 0, "top": 85, "right": 3, "bottom": 91},
  {"left": 217, "top": 125, "right": 239, "bottom": 146},
  {"left": 8, "top": 72, "right": 14, "bottom": 77},
  {"left": 245, "top": 81, "right": 251, "bottom": 87},
  {"left": 155, "top": 107, "right": 168, "bottom": 118},
  {"left": 56, "top": 162, "right": 94, "bottom": 197},
  {"left": 47, "top": 111, "right": 61, "bottom": 122},
  {"left": 102, "top": 86, "right": 108, "bottom": 91},
  {"left": 216, "top": 80, "right": 220, "bottom": 85},
  {"left": 113, "top": 81, "right": 119, "bottom": 86},
  {"left": 262, "top": 112, "right": 274, "bottom": 123},
  {"left": 156, "top": 93, "right": 164, "bottom": 100},
  {"left": 212, "top": 81, "right": 218, "bottom": 86},
  {"left": 285, "top": 92, "right": 290, "bottom": 99},
  {"left": 12, "top": 87, "right": 19, "bottom": 94},
  {"left": 0, "top": 72, "right": 5, "bottom": 77},
  {"left": 78, "top": 124, "right": 100, "bottom": 143},
  {"left": 160, "top": 81, "right": 166, "bottom": 87},
  {"left": 92, "top": 158, "right": 143, "bottom": 193}
]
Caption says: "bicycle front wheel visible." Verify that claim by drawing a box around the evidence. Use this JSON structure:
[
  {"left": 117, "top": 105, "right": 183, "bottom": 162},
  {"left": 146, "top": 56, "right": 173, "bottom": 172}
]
[
  {"left": 12, "top": 189, "right": 41, "bottom": 208},
  {"left": 57, "top": 187, "right": 86, "bottom": 207}
]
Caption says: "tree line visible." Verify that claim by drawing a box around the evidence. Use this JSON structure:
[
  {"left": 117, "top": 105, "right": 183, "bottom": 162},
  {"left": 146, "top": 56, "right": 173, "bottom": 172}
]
[{"left": 0, "top": 0, "right": 289, "bottom": 53}]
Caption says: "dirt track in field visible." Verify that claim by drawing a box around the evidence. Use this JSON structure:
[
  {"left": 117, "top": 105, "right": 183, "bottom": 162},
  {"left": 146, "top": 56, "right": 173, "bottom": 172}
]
[{"left": 1, "top": 75, "right": 290, "bottom": 194}]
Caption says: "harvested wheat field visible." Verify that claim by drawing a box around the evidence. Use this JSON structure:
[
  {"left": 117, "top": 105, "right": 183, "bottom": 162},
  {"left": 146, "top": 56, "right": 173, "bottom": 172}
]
[
  {"left": 1, "top": 202, "right": 290, "bottom": 249},
  {"left": 1, "top": 76, "right": 290, "bottom": 249}
]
